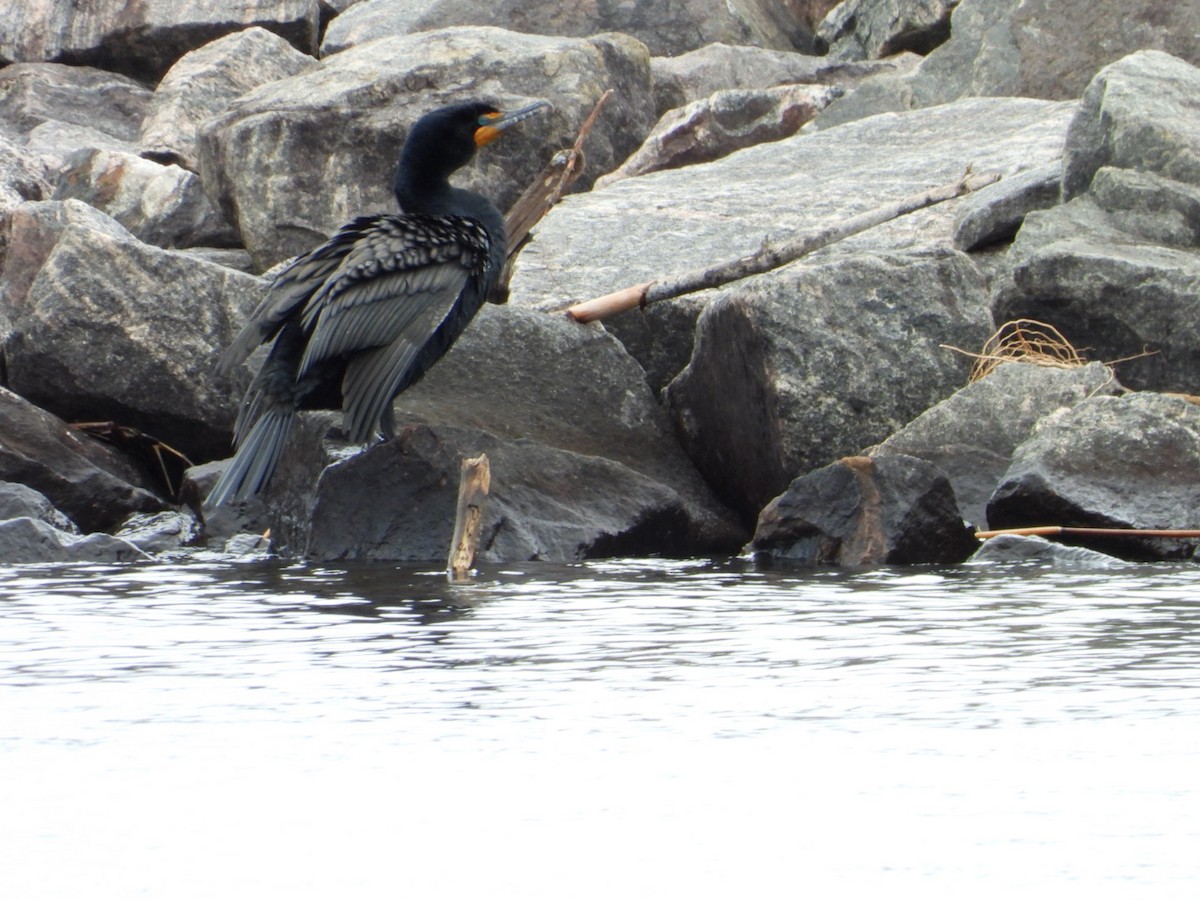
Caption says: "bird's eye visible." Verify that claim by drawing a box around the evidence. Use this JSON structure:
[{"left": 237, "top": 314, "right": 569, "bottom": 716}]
[{"left": 477, "top": 113, "right": 500, "bottom": 125}]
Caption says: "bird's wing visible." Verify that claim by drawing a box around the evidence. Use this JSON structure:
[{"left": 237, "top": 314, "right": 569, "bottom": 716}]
[
  {"left": 215, "top": 216, "right": 388, "bottom": 374},
  {"left": 295, "top": 216, "right": 486, "bottom": 376}
]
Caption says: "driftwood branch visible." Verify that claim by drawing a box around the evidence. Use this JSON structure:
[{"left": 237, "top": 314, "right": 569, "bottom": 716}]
[
  {"left": 975, "top": 525, "right": 1200, "bottom": 540},
  {"left": 564, "top": 168, "right": 1003, "bottom": 324},
  {"left": 500, "top": 89, "right": 614, "bottom": 278},
  {"left": 447, "top": 453, "right": 491, "bottom": 582}
]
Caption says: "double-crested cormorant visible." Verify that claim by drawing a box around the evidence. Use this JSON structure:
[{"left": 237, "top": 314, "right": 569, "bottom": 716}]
[{"left": 205, "top": 99, "right": 550, "bottom": 507}]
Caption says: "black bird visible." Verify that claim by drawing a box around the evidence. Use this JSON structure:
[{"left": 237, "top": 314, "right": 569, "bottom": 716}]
[{"left": 205, "top": 99, "right": 550, "bottom": 507}]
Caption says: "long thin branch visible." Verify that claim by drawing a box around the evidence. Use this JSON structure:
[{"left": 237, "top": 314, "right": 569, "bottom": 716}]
[
  {"left": 564, "top": 168, "right": 1002, "bottom": 324},
  {"left": 975, "top": 525, "right": 1200, "bottom": 540}
]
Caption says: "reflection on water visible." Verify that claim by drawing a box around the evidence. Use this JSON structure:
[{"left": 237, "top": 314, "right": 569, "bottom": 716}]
[{"left": 2, "top": 557, "right": 1199, "bottom": 897}]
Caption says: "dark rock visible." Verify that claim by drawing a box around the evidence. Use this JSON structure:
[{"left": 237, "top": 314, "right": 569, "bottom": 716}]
[
  {"left": 987, "top": 393, "right": 1200, "bottom": 560},
  {"left": 139, "top": 27, "right": 319, "bottom": 172},
  {"left": 0, "top": 200, "right": 266, "bottom": 461},
  {"left": 181, "top": 459, "right": 270, "bottom": 547},
  {"left": 810, "top": 0, "right": 1200, "bottom": 130},
  {"left": 597, "top": 84, "right": 843, "bottom": 187},
  {"left": 320, "top": 0, "right": 800, "bottom": 58},
  {"left": 113, "top": 511, "right": 201, "bottom": 554},
  {"left": 198, "top": 27, "right": 655, "bottom": 268},
  {"left": 0, "top": 516, "right": 150, "bottom": 564},
  {"left": 0, "top": 480, "right": 77, "bottom": 532},
  {"left": 952, "top": 163, "right": 1062, "bottom": 251},
  {"left": 0, "top": 387, "right": 165, "bottom": 533},
  {"left": 816, "top": 0, "right": 958, "bottom": 61},
  {"left": 0, "top": 63, "right": 151, "bottom": 144},
  {"left": 871, "top": 361, "right": 1121, "bottom": 529},
  {"left": 52, "top": 148, "right": 237, "bottom": 249},
  {"left": 749, "top": 454, "right": 977, "bottom": 567},
  {"left": 268, "top": 418, "right": 711, "bottom": 563},
  {"left": 1063, "top": 50, "right": 1200, "bottom": 199},
  {"left": 664, "top": 249, "right": 991, "bottom": 522},
  {"left": 0, "top": 0, "right": 320, "bottom": 83},
  {"left": 231, "top": 302, "right": 746, "bottom": 562},
  {"left": 969, "top": 533, "right": 1125, "bottom": 567}
]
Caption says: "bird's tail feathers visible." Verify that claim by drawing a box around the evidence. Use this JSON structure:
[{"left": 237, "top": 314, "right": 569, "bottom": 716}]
[{"left": 204, "top": 410, "right": 296, "bottom": 508}]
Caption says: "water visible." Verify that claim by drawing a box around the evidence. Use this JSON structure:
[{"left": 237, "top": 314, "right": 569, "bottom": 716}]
[{"left": 2, "top": 557, "right": 1198, "bottom": 898}]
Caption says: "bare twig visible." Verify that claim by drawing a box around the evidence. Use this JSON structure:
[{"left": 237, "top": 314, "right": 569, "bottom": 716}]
[{"left": 564, "top": 168, "right": 1003, "bottom": 323}]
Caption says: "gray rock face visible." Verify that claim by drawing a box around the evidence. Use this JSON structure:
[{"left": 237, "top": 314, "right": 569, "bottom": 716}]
[
  {"left": 0, "top": 63, "right": 151, "bottom": 144},
  {"left": 969, "top": 533, "right": 1125, "bottom": 567},
  {"left": 872, "top": 361, "right": 1121, "bottom": 529},
  {"left": 665, "top": 249, "right": 990, "bottom": 521},
  {"left": 241, "top": 302, "right": 746, "bottom": 561},
  {"left": 999, "top": 180, "right": 1200, "bottom": 393},
  {"left": 199, "top": 27, "right": 655, "bottom": 268},
  {"left": 649, "top": 42, "right": 917, "bottom": 116},
  {"left": 988, "top": 393, "right": 1200, "bottom": 560},
  {"left": 512, "top": 96, "right": 1073, "bottom": 395},
  {"left": 52, "top": 149, "right": 237, "bottom": 249},
  {"left": 113, "top": 511, "right": 201, "bottom": 554},
  {"left": 139, "top": 27, "right": 318, "bottom": 171},
  {"left": 817, "top": 0, "right": 958, "bottom": 61},
  {"left": 597, "top": 84, "right": 843, "bottom": 186},
  {"left": 749, "top": 454, "right": 977, "bottom": 567},
  {"left": 952, "top": 162, "right": 1062, "bottom": 251},
  {"left": 995, "top": 53, "right": 1200, "bottom": 395},
  {"left": 0, "top": 200, "right": 266, "bottom": 460},
  {"left": 1063, "top": 50, "right": 1200, "bottom": 199},
  {"left": 0, "top": 480, "right": 77, "bottom": 532},
  {"left": 0, "top": 387, "right": 165, "bottom": 533},
  {"left": 0, "top": 135, "right": 49, "bottom": 263},
  {"left": 0, "top": 516, "right": 149, "bottom": 564},
  {"left": 810, "top": 0, "right": 1200, "bottom": 130},
  {"left": 320, "top": 0, "right": 800, "bottom": 58},
  {"left": 0, "top": 0, "right": 320, "bottom": 83}
]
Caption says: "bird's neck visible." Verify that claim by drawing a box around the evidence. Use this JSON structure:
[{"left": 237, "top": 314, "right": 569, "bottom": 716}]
[{"left": 393, "top": 169, "right": 455, "bottom": 216}]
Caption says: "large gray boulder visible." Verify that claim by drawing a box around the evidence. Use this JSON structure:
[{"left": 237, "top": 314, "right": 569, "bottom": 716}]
[
  {"left": 1062, "top": 50, "right": 1200, "bottom": 199},
  {"left": 0, "top": 0, "right": 320, "bottom": 83},
  {"left": 649, "top": 42, "right": 918, "bottom": 116},
  {"left": 0, "top": 63, "right": 151, "bottom": 144},
  {"left": 0, "top": 387, "right": 165, "bottom": 533},
  {"left": 664, "top": 249, "right": 991, "bottom": 520},
  {"left": 816, "top": 0, "right": 958, "bottom": 61},
  {"left": 969, "top": 533, "right": 1125, "bottom": 568},
  {"left": 871, "top": 361, "right": 1121, "bottom": 529},
  {"left": 749, "top": 454, "right": 977, "bottom": 567},
  {"left": 247, "top": 304, "right": 746, "bottom": 561},
  {"left": 989, "top": 54, "right": 1200, "bottom": 393},
  {"left": 0, "top": 200, "right": 266, "bottom": 460},
  {"left": 52, "top": 149, "right": 237, "bottom": 249},
  {"left": 320, "top": 0, "right": 802, "bottom": 58},
  {"left": 140, "top": 27, "right": 319, "bottom": 172},
  {"left": 198, "top": 27, "right": 656, "bottom": 269},
  {"left": 987, "top": 393, "right": 1200, "bottom": 560},
  {"left": 810, "top": 0, "right": 1200, "bottom": 130},
  {"left": 511, "top": 96, "right": 1074, "bottom": 393},
  {"left": 0, "top": 481, "right": 77, "bottom": 532}
]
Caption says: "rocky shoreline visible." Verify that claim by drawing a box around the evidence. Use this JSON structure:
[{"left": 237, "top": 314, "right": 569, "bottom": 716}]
[{"left": 2, "top": 0, "right": 1199, "bottom": 567}]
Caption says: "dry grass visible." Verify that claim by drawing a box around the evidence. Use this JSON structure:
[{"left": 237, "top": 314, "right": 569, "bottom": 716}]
[{"left": 944, "top": 319, "right": 1088, "bottom": 383}]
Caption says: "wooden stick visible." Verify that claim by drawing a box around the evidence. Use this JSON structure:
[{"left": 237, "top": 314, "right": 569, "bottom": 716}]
[
  {"left": 503, "top": 89, "right": 614, "bottom": 257},
  {"left": 975, "top": 525, "right": 1200, "bottom": 540},
  {"left": 447, "top": 453, "right": 492, "bottom": 582},
  {"left": 564, "top": 168, "right": 1003, "bottom": 324}
]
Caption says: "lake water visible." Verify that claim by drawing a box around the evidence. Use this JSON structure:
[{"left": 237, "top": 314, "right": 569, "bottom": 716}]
[{"left": 2, "top": 556, "right": 1198, "bottom": 898}]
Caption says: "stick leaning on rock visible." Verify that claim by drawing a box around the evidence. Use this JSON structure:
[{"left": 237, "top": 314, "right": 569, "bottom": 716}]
[{"left": 562, "top": 168, "right": 1002, "bottom": 324}]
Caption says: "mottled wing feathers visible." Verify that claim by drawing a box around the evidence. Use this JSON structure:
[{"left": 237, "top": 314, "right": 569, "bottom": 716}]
[{"left": 216, "top": 216, "right": 387, "bottom": 374}]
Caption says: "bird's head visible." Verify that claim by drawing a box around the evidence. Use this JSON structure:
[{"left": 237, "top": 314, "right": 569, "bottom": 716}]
[{"left": 400, "top": 99, "right": 552, "bottom": 181}]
